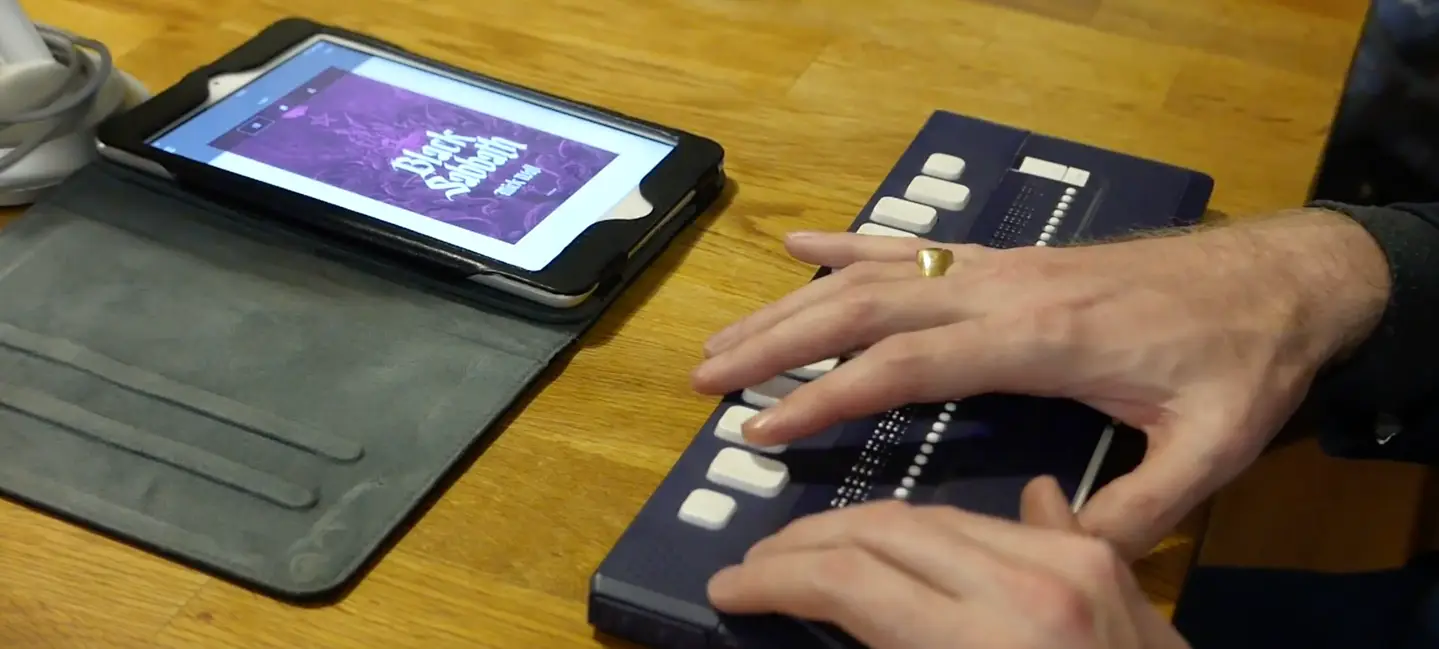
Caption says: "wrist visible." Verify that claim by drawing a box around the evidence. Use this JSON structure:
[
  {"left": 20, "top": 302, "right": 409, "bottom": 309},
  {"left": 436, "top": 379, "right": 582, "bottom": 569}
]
[{"left": 1205, "top": 208, "right": 1391, "bottom": 367}]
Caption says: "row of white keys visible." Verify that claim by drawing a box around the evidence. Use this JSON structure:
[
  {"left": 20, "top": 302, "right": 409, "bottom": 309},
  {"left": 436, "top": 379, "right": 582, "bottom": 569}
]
[
  {"left": 858, "top": 152, "right": 971, "bottom": 236},
  {"left": 677, "top": 404, "right": 793, "bottom": 529}
]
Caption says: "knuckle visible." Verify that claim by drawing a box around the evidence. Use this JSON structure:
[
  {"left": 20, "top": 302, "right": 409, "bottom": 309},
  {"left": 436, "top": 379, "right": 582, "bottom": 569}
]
[
  {"left": 1068, "top": 536, "right": 1127, "bottom": 587},
  {"left": 835, "top": 288, "right": 890, "bottom": 333},
  {"left": 868, "top": 333, "right": 929, "bottom": 365},
  {"left": 1022, "top": 573, "right": 1097, "bottom": 637},
  {"left": 837, "top": 260, "right": 891, "bottom": 285},
  {"left": 863, "top": 335, "right": 933, "bottom": 389},
  {"left": 800, "top": 548, "right": 873, "bottom": 608}
]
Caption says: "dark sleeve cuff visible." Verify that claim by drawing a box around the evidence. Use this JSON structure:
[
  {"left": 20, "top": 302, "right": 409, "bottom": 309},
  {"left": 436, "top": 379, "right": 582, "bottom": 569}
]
[{"left": 1305, "top": 200, "right": 1439, "bottom": 462}]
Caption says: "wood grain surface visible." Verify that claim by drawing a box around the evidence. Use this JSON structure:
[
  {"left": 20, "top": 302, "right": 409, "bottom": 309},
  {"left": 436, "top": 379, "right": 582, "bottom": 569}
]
[{"left": 2, "top": 0, "right": 1430, "bottom": 647}]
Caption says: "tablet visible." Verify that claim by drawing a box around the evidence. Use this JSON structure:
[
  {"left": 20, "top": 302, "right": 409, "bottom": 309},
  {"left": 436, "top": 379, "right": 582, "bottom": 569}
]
[{"left": 97, "top": 18, "right": 725, "bottom": 308}]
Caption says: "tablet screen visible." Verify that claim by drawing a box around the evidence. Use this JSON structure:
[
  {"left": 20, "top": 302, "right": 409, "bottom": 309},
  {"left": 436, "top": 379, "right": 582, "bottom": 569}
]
[{"left": 149, "top": 37, "right": 676, "bottom": 272}]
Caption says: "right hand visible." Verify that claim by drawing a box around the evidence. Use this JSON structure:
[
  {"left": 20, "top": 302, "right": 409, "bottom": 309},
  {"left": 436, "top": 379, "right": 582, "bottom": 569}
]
[
  {"left": 709, "top": 476, "right": 1192, "bottom": 649},
  {"left": 692, "top": 209, "right": 1391, "bottom": 558}
]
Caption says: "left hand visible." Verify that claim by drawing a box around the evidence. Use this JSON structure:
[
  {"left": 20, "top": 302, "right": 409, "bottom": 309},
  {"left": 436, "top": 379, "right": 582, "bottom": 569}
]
[{"left": 707, "top": 476, "right": 1191, "bottom": 649}]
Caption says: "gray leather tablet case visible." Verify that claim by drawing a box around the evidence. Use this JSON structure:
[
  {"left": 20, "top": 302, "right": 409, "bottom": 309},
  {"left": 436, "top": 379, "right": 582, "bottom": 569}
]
[{"left": 0, "top": 160, "right": 720, "bottom": 599}]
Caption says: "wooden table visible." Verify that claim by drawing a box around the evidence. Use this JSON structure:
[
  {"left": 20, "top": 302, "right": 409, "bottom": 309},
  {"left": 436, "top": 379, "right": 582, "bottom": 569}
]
[{"left": 3, "top": 0, "right": 1430, "bottom": 647}]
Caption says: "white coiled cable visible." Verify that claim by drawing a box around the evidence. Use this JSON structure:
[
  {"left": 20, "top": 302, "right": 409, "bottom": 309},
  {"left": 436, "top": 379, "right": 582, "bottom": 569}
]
[{"left": 0, "top": 24, "right": 114, "bottom": 173}]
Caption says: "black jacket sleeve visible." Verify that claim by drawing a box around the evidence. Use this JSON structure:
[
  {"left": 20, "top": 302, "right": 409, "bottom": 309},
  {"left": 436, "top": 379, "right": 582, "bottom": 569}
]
[{"left": 1304, "top": 199, "right": 1439, "bottom": 464}]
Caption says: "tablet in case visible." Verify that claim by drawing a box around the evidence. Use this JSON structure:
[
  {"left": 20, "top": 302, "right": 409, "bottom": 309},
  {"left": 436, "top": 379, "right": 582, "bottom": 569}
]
[{"left": 0, "top": 155, "right": 724, "bottom": 599}]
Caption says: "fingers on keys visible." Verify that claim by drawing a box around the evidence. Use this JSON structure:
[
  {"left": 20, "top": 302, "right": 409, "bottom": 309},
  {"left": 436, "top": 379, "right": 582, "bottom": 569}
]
[
  {"left": 693, "top": 278, "right": 960, "bottom": 394},
  {"left": 708, "top": 542, "right": 970, "bottom": 649},
  {"left": 742, "top": 321, "right": 1018, "bottom": 446},
  {"left": 708, "top": 501, "right": 1013, "bottom": 648}
]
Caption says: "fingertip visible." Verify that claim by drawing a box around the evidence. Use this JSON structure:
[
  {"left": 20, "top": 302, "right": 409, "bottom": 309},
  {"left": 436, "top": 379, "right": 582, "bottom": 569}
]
[
  {"left": 707, "top": 565, "right": 746, "bottom": 609},
  {"left": 1020, "top": 475, "right": 1080, "bottom": 531},
  {"left": 741, "top": 408, "right": 793, "bottom": 446}
]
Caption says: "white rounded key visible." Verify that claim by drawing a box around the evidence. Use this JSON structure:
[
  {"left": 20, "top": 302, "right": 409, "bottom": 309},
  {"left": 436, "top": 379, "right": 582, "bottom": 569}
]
[
  {"left": 1057, "top": 202, "right": 1069, "bottom": 211},
  {"left": 944, "top": 402, "right": 957, "bottom": 411},
  {"left": 925, "top": 432, "right": 941, "bottom": 444},
  {"left": 922, "top": 153, "right": 966, "bottom": 181},
  {"left": 678, "top": 488, "right": 737, "bottom": 530},
  {"left": 1065, "top": 187, "right": 1078, "bottom": 196},
  {"left": 893, "top": 487, "right": 911, "bottom": 499},
  {"left": 1052, "top": 210, "right": 1064, "bottom": 218},
  {"left": 904, "top": 176, "right": 971, "bottom": 212},
  {"left": 857, "top": 222, "right": 918, "bottom": 238},
  {"left": 1040, "top": 233, "right": 1052, "bottom": 242},
  {"left": 914, "top": 454, "right": 929, "bottom": 466},
  {"left": 707, "top": 447, "right": 790, "bottom": 498},
  {"left": 1048, "top": 217, "right": 1062, "bottom": 226},
  {"left": 1044, "top": 224, "right": 1057, "bottom": 234},
  {"left": 742, "top": 375, "right": 802, "bottom": 409},
  {"left": 1036, "top": 240, "right": 1048, "bottom": 247},
  {"left": 901, "top": 477, "right": 916, "bottom": 489},
  {"left": 908, "top": 465, "right": 922, "bottom": 477},
  {"left": 920, "top": 443, "right": 934, "bottom": 454},
  {"left": 715, "top": 405, "right": 787, "bottom": 453},
  {"left": 1061, "top": 195, "right": 1073, "bottom": 204},
  {"left": 786, "top": 357, "right": 839, "bottom": 380},
  {"left": 1062, "top": 167, "right": 1091, "bottom": 187},
  {"left": 870, "top": 196, "right": 939, "bottom": 233}
]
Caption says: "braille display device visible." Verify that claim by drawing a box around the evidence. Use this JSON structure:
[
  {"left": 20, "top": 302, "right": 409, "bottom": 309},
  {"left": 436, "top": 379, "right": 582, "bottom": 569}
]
[{"left": 588, "top": 110, "right": 1215, "bottom": 649}]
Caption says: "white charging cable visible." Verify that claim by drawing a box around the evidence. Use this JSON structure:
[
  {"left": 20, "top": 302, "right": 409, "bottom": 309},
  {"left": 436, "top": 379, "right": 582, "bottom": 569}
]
[{"left": 0, "top": 24, "right": 114, "bottom": 173}]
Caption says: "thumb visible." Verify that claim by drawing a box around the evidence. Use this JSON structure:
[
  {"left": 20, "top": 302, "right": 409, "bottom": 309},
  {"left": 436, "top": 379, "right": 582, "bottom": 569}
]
[
  {"left": 1020, "top": 475, "right": 1082, "bottom": 531},
  {"left": 1077, "top": 431, "right": 1237, "bottom": 560}
]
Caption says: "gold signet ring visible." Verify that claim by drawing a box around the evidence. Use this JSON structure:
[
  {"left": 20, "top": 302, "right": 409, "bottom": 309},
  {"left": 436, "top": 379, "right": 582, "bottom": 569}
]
[{"left": 917, "top": 248, "right": 954, "bottom": 278}]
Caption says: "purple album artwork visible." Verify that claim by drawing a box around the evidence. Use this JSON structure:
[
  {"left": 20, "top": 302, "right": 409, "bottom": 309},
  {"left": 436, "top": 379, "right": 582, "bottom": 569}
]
[{"left": 212, "top": 68, "right": 619, "bottom": 244}]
